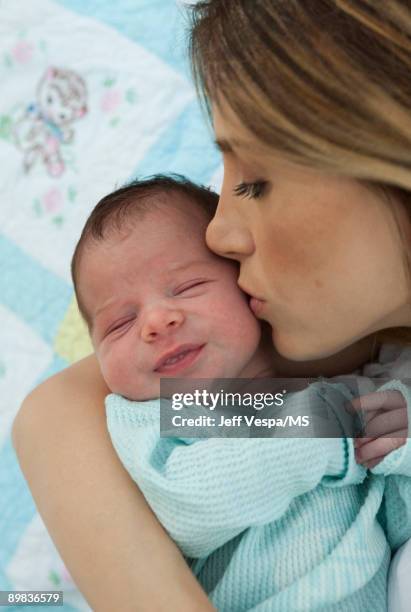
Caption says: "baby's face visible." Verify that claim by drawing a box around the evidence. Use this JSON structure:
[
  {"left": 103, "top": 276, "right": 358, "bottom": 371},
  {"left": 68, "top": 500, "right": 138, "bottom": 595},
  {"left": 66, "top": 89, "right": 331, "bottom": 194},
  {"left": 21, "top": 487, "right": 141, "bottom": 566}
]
[{"left": 78, "top": 204, "right": 263, "bottom": 400}]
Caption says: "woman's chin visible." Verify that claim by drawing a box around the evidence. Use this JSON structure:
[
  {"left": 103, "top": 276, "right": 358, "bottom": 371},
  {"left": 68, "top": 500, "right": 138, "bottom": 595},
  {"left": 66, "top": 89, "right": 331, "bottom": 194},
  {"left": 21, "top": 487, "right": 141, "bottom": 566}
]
[
  {"left": 270, "top": 329, "right": 307, "bottom": 361},
  {"left": 271, "top": 328, "right": 342, "bottom": 363}
]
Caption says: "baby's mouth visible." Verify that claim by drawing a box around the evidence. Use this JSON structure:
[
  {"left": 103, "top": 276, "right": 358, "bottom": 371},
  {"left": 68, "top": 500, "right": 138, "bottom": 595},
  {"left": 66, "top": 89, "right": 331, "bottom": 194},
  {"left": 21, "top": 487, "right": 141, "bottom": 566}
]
[{"left": 154, "top": 344, "right": 205, "bottom": 374}]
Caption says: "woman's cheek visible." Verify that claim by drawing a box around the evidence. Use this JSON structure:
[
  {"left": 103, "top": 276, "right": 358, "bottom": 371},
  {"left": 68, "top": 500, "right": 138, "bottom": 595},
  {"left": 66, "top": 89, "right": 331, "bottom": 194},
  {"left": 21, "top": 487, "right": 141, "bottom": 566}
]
[{"left": 257, "top": 219, "right": 330, "bottom": 309}]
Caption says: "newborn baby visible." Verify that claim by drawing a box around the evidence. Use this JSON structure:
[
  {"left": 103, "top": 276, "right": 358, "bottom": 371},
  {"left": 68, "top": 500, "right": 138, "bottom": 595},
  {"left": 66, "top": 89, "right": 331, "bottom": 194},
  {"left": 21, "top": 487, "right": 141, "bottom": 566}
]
[
  {"left": 72, "top": 176, "right": 272, "bottom": 399},
  {"left": 72, "top": 175, "right": 411, "bottom": 611}
]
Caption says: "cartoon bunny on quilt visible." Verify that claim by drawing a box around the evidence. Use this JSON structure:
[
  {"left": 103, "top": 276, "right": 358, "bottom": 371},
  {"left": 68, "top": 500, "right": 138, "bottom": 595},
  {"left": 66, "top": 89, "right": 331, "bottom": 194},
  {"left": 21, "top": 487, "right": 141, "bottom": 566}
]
[{"left": 13, "top": 66, "right": 88, "bottom": 177}]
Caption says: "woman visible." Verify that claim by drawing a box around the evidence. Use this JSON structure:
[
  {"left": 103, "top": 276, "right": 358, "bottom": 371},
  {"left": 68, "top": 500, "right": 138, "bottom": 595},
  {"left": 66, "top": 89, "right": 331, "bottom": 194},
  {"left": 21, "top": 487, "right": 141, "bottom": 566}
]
[{"left": 13, "top": 1, "right": 411, "bottom": 610}]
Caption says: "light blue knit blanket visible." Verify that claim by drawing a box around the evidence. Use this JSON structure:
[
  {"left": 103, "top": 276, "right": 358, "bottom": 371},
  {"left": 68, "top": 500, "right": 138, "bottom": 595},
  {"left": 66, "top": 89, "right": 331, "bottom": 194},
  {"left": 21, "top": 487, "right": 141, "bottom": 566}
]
[{"left": 106, "top": 380, "right": 411, "bottom": 611}]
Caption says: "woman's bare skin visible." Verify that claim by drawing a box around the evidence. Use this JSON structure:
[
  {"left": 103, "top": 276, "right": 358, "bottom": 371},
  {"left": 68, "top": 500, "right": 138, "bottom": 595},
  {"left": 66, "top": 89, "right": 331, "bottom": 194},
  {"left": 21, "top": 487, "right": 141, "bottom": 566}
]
[{"left": 13, "top": 354, "right": 214, "bottom": 612}]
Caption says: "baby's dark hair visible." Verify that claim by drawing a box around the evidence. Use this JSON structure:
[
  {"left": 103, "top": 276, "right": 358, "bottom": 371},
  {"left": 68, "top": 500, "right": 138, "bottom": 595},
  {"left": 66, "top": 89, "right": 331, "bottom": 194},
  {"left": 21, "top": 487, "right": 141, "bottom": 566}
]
[{"left": 71, "top": 174, "right": 219, "bottom": 325}]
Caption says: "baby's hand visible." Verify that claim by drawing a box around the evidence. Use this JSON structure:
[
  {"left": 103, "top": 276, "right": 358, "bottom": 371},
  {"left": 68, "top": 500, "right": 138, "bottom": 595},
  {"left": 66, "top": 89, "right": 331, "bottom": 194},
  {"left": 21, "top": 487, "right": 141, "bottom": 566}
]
[{"left": 346, "top": 390, "right": 408, "bottom": 469}]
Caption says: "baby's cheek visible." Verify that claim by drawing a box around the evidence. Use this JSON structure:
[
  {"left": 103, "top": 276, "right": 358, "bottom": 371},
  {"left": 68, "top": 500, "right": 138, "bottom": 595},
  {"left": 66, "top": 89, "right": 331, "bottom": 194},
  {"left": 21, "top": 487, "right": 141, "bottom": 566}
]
[
  {"left": 98, "top": 348, "right": 128, "bottom": 395},
  {"left": 222, "top": 298, "right": 261, "bottom": 350}
]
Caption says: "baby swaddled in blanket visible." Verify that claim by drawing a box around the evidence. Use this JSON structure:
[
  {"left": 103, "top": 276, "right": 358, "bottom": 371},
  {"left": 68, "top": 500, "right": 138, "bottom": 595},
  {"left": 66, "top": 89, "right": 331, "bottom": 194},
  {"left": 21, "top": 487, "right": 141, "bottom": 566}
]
[{"left": 71, "top": 174, "right": 411, "bottom": 611}]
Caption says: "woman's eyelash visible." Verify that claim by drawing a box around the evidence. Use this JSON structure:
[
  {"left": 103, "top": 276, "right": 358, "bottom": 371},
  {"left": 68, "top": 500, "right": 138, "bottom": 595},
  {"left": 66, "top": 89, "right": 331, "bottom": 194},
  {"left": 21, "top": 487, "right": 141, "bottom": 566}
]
[{"left": 233, "top": 181, "right": 267, "bottom": 199}]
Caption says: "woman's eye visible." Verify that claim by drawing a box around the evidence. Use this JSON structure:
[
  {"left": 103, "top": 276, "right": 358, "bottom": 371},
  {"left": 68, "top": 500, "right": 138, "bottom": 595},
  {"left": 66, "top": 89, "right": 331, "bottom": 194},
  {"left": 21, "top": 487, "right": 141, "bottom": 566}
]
[{"left": 233, "top": 181, "right": 267, "bottom": 200}]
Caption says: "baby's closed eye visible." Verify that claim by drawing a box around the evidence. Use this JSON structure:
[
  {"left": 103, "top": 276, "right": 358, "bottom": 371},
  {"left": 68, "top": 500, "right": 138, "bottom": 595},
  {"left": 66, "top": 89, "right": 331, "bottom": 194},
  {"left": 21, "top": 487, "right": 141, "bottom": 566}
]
[
  {"left": 174, "top": 280, "right": 211, "bottom": 296},
  {"left": 106, "top": 316, "right": 136, "bottom": 336}
]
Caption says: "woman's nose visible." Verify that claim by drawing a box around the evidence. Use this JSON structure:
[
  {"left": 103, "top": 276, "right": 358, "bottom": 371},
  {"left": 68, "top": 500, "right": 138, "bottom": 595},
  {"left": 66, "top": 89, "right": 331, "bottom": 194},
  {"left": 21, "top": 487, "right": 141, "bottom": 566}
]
[
  {"left": 141, "top": 306, "right": 184, "bottom": 343},
  {"left": 206, "top": 213, "right": 255, "bottom": 261}
]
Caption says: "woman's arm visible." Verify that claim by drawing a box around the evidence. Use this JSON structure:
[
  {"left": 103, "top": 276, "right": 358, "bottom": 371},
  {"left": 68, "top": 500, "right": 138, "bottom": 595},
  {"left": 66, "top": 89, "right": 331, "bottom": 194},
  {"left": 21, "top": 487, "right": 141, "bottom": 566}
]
[{"left": 12, "top": 355, "right": 214, "bottom": 612}]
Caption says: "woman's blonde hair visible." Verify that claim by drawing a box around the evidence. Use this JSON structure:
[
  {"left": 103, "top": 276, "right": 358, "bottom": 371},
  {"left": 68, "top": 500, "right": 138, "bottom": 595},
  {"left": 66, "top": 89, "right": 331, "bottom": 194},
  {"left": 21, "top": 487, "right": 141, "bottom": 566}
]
[{"left": 189, "top": 0, "right": 411, "bottom": 345}]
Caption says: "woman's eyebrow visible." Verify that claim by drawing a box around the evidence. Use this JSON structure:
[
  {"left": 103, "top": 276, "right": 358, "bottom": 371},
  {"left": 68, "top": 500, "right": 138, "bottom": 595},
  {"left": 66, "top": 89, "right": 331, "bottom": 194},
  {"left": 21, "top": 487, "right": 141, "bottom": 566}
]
[{"left": 214, "top": 137, "right": 253, "bottom": 155}]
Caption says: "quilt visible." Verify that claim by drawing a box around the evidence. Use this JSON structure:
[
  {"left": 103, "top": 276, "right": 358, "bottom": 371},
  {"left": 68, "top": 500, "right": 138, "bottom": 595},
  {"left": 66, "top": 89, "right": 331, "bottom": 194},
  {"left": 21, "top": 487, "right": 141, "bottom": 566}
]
[{"left": 0, "top": 1, "right": 221, "bottom": 609}]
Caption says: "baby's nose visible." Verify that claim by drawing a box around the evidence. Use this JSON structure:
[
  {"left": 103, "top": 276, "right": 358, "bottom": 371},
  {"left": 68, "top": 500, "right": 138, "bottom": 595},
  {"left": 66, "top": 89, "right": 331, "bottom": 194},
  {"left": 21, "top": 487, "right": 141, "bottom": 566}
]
[{"left": 141, "top": 307, "right": 184, "bottom": 342}]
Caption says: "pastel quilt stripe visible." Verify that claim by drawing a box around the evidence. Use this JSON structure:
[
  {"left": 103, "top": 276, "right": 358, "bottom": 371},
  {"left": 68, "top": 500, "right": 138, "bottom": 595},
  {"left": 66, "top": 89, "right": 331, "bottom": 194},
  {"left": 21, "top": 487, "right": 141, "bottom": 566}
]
[
  {"left": 55, "top": 0, "right": 190, "bottom": 75},
  {"left": 131, "top": 99, "right": 221, "bottom": 186},
  {"left": 0, "top": 234, "right": 72, "bottom": 345}
]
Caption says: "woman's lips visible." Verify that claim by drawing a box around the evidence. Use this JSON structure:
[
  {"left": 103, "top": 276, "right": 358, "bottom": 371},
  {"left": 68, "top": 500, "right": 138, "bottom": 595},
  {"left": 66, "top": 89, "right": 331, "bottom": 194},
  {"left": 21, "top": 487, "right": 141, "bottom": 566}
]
[
  {"left": 249, "top": 297, "right": 266, "bottom": 316},
  {"left": 238, "top": 282, "right": 266, "bottom": 316},
  {"left": 154, "top": 344, "right": 205, "bottom": 375}
]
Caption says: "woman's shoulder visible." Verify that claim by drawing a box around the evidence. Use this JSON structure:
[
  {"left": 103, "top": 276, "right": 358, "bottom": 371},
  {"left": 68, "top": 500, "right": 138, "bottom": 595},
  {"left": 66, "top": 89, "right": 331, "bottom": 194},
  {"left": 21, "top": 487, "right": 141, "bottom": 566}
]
[
  {"left": 329, "top": 342, "right": 411, "bottom": 395},
  {"left": 12, "top": 354, "right": 111, "bottom": 463},
  {"left": 362, "top": 343, "right": 411, "bottom": 378},
  {"left": 13, "top": 354, "right": 109, "bottom": 443},
  {"left": 26, "top": 354, "right": 106, "bottom": 398}
]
